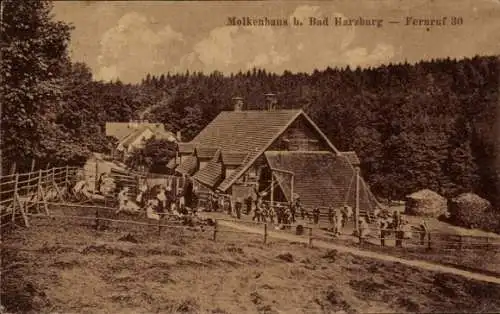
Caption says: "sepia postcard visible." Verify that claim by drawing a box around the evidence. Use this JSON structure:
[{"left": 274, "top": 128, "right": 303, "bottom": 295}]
[{"left": 1, "top": 1, "right": 499, "bottom": 313}]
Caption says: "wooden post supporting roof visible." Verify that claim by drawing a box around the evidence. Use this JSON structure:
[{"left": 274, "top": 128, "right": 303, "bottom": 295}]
[
  {"left": 355, "top": 166, "right": 360, "bottom": 235},
  {"left": 270, "top": 172, "right": 274, "bottom": 209}
]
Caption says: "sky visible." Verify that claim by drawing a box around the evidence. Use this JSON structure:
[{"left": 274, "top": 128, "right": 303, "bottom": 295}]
[{"left": 52, "top": 0, "right": 500, "bottom": 83}]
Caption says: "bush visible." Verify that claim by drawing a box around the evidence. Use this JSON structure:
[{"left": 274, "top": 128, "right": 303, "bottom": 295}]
[
  {"left": 448, "top": 193, "right": 500, "bottom": 233},
  {"left": 448, "top": 193, "right": 489, "bottom": 228},
  {"left": 477, "top": 210, "right": 500, "bottom": 233}
]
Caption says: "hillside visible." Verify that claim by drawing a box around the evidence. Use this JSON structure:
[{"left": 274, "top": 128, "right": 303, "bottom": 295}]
[{"left": 2, "top": 218, "right": 500, "bottom": 313}]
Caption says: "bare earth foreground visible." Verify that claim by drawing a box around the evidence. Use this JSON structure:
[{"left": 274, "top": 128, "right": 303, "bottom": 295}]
[{"left": 1, "top": 218, "right": 500, "bottom": 314}]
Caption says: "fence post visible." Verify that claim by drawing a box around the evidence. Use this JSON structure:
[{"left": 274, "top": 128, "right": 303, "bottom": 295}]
[
  {"left": 95, "top": 208, "right": 100, "bottom": 230},
  {"left": 427, "top": 232, "right": 432, "bottom": 250},
  {"left": 65, "top": 165, "right": 69, "bottom": 189},
  {"left": 380, "top": 229, "right": 385, "bottom": 247},
  {"left": 51, "top": 168, "right": 56, "bottom": 199},
  {"left": 213, "top": 219, "right": 218, "bottom": 241},
  {"left": 263, "top": 223, "right": 268, "bottom": 244},
  {"left": 308, "top": 227, "right": 313, "bottom": 247},
  {"left": 37, "top": 169, "right": 43, "bottom": 212},
  {"left": 395, "top": 229, "right": 402, "bottom": 248},
  {"left": 458, "top": 235, "right": 463, "bottom": 251},
  {"left": 158, "top": 216, "right": 162, "bottom": 236},
  {"left": 29, "top": 159, "right": 35, "bottom": 191},
  {"left": 93, "top": 160, "right": 99, "bottom": 198},
  {"left": 11, "top": 173, "right": 19, "bottom": 222}
]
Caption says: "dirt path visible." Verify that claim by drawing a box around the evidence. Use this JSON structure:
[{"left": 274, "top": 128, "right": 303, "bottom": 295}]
[{"left": 217, "top": 219, "right": 500, "bottom": 285}]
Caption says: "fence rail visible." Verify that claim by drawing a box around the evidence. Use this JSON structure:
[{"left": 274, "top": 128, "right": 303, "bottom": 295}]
[
  {"left": 3, "top": 195, "right": 500, "bottom": 284},
  {"left": 0, "top": 166, "right": 83, "bottom": 228},
  {"left": 12, "top": 201, "right": 273, "bottom": 242},
  {"left": 15, "top": 200, "right": 499, "bottom": 253}
]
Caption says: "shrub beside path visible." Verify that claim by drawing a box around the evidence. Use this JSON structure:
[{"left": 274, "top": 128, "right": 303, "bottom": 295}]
[{"left": 217, "top": 219, "right": 500, "bottom": 285}]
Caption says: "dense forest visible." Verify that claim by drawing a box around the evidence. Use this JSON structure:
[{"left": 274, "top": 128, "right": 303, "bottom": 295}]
[
  {"left": 135, "top": 57, "right": 500, "bottom": 209},
  {"left": 1, "top": 1, "right": 499, "bottom": 208}
]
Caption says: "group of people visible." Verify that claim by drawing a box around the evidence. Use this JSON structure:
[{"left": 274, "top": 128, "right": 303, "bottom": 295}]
[
  {"left": 111, "top": 176, "right": 196, "bottom": 221},
  {"left": 251, "top": 201, "right": 297, "bottom": 224},
  {"left": 205, "top": 190, "right": 360, "bottom": 235},
  {"left": 374, "top": 209, "right": 431, "bottom": 246},
  {"left": 235, "top": 195, "right": 299, "bottom": 225}
]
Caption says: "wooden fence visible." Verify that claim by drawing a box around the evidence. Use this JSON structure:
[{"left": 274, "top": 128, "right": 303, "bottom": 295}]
[
  {"left": 2, "top": 167, "right": 499, "bottom": 258},
  {"left": 18, "top": 198, "right": 500, "bottom": 254},
  {"left": 198, "top": 198, "right": 500, "bottom": 253},
  {"left": 0, "top": 166, "right": 83, "bottom": 229},
  {"left": 7, "top": 200, "right": 285, "bottom": 245}
]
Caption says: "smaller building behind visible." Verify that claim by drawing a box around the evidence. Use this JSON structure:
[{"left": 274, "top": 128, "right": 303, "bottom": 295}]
[{"left": 105, "top": 120, "right": 177, "bottom": 161}]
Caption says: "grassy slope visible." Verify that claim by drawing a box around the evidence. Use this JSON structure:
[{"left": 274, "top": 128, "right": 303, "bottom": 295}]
[
  {"left": 1, "top": 218, "right": 500, "bottom": 314},
  {"left": 207, "top": 211, "right": 500, "bottom": 276}
]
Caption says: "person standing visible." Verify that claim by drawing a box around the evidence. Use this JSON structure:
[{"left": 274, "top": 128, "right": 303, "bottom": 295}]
[
  {"left": 261, "top": 203, "right": 268, "bottom": 223},
  {"left": 157, "top": 186, "right": 167, "bottom": 213},
  {"left": 313, "top": 208, "right": 320, "bottom": 224},
  {"left": 328, "top": 207, "right": 334, "bottom": 231},
  {"left": 235, "top": 196, "right": 242, "bottom": 219},
  {"left": 116, "top": 187, "right": 129, "bottom": 214},
  {"left": 342, "top": 205, "right": 352, "bottom": 227},
  {"left": 378, "top": 216, "right": 388, "bottom": 246},
  {"left": 290, "top": 202, "right": 296, "bottom": 223},
  {"left": 96, "top": 173, "right": 106, "bottom": 195},
  {"left": 281, "top": 206, "right": 287, "bottom": 225},
  {"left": 253, "top": 198, "right": 262, "bottom": 222},
  {"left": 212, "top": 193, "right": 219, "bottom": 212},
  {"left": 245, "top": 195, "right": 252, "bottom": 215},
  {"left": 393, "top": 210, "right": 403, "bottom": 247},
  {"left": 269, "top": 204, "right": 276, "bottom": 224},
  {"left": 419, "top": 219, "right": 429, "bottom": 245},
  {"left": 182, "top": 178, "right": 193, "bottom": 208},
  {"left": 276, "top": 205, "right": 283, "bottom": 224},
  {"left": 359, "top": 217, "right": 370, "bottom": 243},
  {"left": 300, "top": 205, "right": 306, "bottom": 220}
]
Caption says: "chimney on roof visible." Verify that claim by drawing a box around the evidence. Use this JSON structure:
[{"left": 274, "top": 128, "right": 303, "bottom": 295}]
[
  {"left": 232, "top": 96, "right": 244, "bottom": 111},
  {"left": 264, "top": 93, "right": 278, "bottom": 111}
]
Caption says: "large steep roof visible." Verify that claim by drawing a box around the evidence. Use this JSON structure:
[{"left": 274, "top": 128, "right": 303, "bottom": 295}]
[
  {"left": 180, "top": 109, "right": 340, "bottom": 191},
  {"left": 190, "top": 110, "right": 303, "bottom": 153},
  {"left": 264, "top": 151, "right": 379, "bottom": 212}
]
